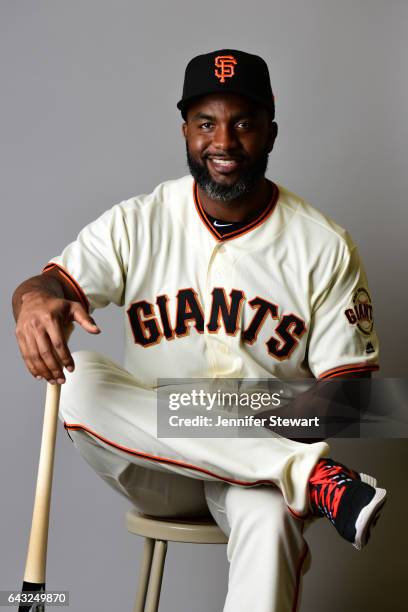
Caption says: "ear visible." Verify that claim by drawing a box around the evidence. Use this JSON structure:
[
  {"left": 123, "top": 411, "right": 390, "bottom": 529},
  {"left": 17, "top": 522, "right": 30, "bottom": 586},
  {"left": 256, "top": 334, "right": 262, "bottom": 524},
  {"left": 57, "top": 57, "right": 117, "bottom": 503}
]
[
  {"left": 182, "top": 122, "right": 188, "bottom": 139},
  {"left": 267, "top": 121, "right": 278, "bottom": 153}
]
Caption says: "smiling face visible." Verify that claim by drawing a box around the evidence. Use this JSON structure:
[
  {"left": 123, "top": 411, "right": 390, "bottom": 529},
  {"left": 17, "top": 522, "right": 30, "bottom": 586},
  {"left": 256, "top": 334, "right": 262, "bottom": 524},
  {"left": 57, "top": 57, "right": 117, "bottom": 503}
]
[{"left": 182, "top": 93, "right": 277, "bottom": 202}]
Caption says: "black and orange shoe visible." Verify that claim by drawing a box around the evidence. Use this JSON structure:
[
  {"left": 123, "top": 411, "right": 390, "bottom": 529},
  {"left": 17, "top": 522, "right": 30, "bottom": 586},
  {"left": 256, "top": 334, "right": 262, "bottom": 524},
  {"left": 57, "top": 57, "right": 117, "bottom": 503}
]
[{"left": 308, "top": 458, "right": 386, "bottom": 550}]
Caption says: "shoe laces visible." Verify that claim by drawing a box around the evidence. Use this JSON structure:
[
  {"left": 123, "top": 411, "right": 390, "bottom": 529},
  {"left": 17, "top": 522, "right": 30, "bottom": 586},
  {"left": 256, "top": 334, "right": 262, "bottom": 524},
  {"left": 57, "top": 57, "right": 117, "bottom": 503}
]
[{"left": 309, "top": 460, "right": 359, "bottom": 523}]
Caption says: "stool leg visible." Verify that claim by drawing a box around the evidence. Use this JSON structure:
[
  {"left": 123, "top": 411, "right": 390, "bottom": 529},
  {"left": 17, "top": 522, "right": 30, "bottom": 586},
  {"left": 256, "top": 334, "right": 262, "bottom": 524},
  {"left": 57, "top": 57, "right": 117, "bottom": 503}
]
[
  {"left": 133, "top": 537, "right": 155, "bottom": 612},
  {"left": 145, "top": 540, "right": 168, "bottom": 612}
]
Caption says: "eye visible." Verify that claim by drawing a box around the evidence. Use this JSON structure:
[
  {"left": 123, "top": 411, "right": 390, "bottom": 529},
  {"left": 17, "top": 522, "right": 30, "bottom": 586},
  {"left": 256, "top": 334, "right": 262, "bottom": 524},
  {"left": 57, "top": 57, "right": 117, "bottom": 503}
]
[
  {"left": 236, "top": 120, "right": 251, "bottom": 129},
  {"left": 199, "top": 121, "right": 214, "bottom": 130}
]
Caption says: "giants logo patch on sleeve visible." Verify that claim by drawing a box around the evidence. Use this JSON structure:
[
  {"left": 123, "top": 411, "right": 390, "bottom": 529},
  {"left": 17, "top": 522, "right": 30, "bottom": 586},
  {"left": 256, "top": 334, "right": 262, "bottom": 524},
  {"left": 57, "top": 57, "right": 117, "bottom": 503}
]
[{"left": 344, "top": 287, "right": 374, "bottom": 335}]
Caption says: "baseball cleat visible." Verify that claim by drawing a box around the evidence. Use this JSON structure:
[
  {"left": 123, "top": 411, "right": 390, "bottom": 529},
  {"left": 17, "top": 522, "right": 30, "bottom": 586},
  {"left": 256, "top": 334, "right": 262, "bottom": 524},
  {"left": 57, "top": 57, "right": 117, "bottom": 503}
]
[
  {"left": 353, "top": 486, "right": 386, "bottom": 550},
  {"left": 308, "top": 458, "right": 386, "bottom": 550},
  {"left": 359, "top": 472, "right": 377, "bottom": 488}
]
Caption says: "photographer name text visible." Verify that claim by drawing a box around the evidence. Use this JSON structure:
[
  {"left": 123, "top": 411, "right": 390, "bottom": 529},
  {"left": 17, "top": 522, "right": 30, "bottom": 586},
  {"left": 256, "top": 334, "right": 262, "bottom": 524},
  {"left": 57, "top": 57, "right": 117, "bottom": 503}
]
[{"left": 168, "top": 415, "right": 320, "bottom": 428}]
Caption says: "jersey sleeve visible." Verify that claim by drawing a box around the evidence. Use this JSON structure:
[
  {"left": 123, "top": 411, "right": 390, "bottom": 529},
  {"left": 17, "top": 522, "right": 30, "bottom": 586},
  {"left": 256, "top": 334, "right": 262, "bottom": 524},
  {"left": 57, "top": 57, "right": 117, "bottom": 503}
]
[
  {"left": 307, "top": 239, "right": 379, "bottom": 379},
  {"left": 42, "top": 204, "right": 130, "bottom": 313}
]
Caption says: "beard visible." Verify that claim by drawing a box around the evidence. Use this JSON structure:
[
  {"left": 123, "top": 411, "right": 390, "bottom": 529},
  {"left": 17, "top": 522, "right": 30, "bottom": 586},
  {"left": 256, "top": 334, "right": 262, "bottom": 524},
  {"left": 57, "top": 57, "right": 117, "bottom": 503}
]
[{"left": 186, "top": 145, "right": 270, "bottom": 203}]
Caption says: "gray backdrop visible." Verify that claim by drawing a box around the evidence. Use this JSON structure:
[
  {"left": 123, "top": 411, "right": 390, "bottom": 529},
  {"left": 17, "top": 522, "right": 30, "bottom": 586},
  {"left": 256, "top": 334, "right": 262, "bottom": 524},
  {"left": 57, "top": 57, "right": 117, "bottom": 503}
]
[{"left": 1, "top": 1, "right": 407, "bottom": 611}]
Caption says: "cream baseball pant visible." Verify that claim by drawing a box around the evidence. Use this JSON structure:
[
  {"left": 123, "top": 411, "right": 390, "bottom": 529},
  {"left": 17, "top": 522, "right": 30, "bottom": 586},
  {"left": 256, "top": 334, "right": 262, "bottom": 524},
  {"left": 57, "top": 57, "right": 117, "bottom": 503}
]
[{"left": 59, "top": 351, "right": 329, "bottom": 612}]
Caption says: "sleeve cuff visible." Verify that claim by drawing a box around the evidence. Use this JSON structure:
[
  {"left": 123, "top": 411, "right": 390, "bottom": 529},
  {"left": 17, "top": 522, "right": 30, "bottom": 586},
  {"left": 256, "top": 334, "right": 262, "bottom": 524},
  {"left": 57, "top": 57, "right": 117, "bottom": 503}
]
[
  {"left": 42, "top": 262, "right": 90, "bottom": 313},
  {"left": 318, "top": 363, "right": 379, "bottom": 379}
]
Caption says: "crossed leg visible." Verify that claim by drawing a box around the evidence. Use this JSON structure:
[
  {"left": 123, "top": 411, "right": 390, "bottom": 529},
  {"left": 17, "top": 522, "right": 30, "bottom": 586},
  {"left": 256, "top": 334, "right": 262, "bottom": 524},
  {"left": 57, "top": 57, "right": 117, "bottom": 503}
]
[
  {"left": 59, "top": 350, "right": 324, "bottom": 611},
  {"left": 68, "top": 428, "right": 310, "bottom": 612}
]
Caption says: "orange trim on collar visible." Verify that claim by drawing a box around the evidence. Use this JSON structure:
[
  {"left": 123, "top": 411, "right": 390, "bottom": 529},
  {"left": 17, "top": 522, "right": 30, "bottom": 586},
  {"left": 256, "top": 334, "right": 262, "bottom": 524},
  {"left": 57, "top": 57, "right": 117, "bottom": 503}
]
[{"left": 193, "top": 180, "right": 279, "bottom": 242}]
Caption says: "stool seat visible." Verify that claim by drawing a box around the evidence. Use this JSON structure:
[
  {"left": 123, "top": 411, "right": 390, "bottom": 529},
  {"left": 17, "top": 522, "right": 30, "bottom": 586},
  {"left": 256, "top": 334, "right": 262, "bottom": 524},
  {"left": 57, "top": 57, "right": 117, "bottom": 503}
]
[
  {"left": 126, "top": 509, "right": 228, "bottom": 544},
  {"left": 126, "top": 509, "right": 228, "bottom": 611}
]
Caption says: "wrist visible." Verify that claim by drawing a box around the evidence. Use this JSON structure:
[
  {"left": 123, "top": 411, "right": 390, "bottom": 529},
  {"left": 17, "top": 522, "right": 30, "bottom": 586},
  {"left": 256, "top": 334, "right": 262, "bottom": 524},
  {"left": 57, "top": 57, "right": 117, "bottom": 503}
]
[{"left": 12, "top": 275, "right": 64, "bottom": 321}]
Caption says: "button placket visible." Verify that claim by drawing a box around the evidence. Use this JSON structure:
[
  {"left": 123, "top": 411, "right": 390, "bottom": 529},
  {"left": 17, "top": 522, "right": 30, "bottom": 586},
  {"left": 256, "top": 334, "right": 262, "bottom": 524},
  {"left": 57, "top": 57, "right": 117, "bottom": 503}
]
[
  {"left": 205, "top": 242, "right": 231, "bottom": 374},
  {"left": 205, "top": 243, "right": 242, "bottom": 374}
]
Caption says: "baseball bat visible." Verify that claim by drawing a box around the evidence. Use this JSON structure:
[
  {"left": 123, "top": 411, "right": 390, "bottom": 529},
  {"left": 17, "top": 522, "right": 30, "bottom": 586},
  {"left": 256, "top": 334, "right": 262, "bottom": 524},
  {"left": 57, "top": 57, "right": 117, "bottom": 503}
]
[{"left": 18, "top": 324, "right": 74, "bottom": 612}]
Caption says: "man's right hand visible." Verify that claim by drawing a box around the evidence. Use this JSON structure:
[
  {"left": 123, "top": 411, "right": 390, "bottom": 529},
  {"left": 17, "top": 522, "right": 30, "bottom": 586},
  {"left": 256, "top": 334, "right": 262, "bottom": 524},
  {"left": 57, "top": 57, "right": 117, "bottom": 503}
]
[{"left": 14, "top": 287, "right": 100, "bottom": 384}]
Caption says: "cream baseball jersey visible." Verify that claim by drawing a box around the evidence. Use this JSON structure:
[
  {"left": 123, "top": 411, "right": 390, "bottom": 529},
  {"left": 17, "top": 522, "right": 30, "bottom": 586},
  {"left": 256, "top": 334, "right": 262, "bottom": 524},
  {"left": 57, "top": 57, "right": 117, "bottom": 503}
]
[{"left": 43, "top": 175, "right": 379, "bottom": 386}]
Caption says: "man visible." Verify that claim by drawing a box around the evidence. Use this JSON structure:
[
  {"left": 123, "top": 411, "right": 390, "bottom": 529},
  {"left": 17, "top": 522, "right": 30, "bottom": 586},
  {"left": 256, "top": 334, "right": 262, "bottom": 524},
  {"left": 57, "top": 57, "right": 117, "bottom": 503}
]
[{"left": 12, "top": 50, "right": 386, "bottom": 612}]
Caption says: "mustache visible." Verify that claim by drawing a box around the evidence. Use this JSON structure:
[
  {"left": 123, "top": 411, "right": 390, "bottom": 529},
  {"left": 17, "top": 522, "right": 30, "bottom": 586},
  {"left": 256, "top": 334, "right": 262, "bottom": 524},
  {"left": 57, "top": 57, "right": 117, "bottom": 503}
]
[{"left": 186, "top": 144, "right": 270, "bottom": 203}]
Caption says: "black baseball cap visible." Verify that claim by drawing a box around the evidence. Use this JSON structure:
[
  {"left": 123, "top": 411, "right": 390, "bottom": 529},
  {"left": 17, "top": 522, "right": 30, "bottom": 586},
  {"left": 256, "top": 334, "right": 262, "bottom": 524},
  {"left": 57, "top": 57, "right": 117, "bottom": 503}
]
[{"left": 177, "top": 49, "right": 275, "bottom": 119}]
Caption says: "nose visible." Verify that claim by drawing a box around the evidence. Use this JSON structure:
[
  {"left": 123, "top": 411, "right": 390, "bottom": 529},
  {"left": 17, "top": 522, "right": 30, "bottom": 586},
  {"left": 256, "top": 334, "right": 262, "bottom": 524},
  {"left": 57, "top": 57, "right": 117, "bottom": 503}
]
[{"left": 212, "top": 123, "right": 238, "bottom": 152}]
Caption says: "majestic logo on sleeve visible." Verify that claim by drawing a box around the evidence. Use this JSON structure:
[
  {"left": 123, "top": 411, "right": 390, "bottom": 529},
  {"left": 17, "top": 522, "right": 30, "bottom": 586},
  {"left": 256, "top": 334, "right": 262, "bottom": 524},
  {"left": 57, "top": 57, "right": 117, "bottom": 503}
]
[
  {"left": 127, "top": 287, "right": 307, "bottom": 361},
  {"left": 344, "top": 287, "right": 374, "bottom": 335},
  {"left": 214, "top": 55, "right": 237, "bottom": 83}
]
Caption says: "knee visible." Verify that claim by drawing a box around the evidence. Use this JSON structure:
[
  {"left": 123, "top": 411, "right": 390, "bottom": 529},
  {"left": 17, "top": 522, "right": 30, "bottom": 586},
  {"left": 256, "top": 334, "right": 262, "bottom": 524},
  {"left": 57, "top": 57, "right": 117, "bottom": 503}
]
[
  {"left": 60, "top": 351, "right": 94, "bottom": 394},
  {"left": 60, "top": 350, "right": 116, "bottom": 409},
  {"left": 64, "top": 350, "right": 112, "bottom": 386},
  {"left": 70, "top": 350, "right": 107, "bottom": 371}
]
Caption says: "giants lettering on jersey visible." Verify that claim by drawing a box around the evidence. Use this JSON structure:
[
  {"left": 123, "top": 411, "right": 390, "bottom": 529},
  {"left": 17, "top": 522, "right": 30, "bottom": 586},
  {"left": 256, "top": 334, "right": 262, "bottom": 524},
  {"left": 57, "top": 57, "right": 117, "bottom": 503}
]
[{"left": 127, "top": 288, "right": 307, "bottom": 361}]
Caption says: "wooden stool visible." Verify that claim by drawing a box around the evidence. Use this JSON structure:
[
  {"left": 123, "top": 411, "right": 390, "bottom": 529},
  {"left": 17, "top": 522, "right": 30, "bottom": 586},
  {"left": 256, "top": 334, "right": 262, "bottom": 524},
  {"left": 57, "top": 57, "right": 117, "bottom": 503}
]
[{"left": 126, "top": 509, "right": 228, "bottom": 612}]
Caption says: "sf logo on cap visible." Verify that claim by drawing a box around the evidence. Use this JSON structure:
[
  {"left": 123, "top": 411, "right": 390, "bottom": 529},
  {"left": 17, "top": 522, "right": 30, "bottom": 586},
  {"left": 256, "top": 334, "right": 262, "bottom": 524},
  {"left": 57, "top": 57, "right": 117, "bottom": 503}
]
[{"left": 214, "top": 55, "right": 237, "bottom": 83}]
